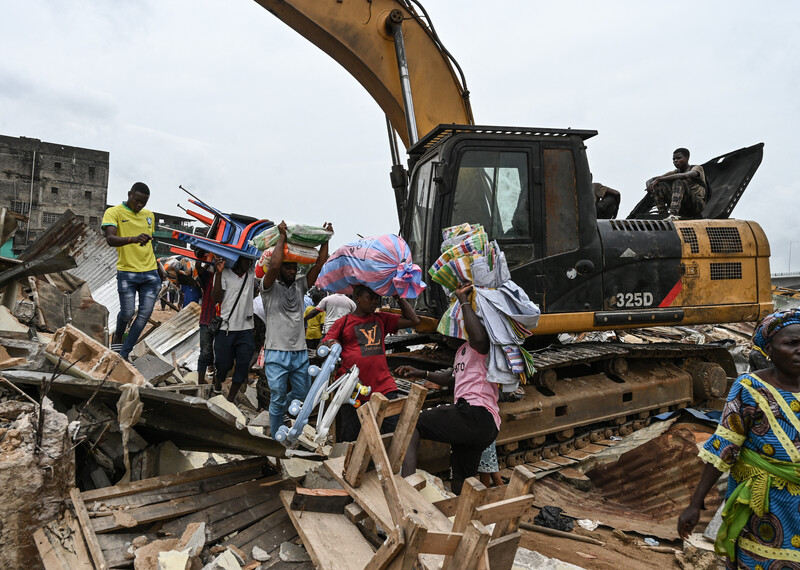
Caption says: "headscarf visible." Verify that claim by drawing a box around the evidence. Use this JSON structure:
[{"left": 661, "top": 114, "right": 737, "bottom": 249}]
[{"left": 752, "top": 308, "right": 800, "bottom": 349}]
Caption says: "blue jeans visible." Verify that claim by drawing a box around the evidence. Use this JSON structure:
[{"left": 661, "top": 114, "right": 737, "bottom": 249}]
[
  {"left": 116, "top": 270, "right": 161, "bottom": 359},
  {"left": 214, "top": 329, "right": 256, "bottom": 386},
  {"left": 264, "top": 349, "right": 311, "bottom": 438}
]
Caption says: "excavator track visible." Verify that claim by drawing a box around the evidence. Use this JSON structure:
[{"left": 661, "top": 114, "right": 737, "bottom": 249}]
[{"left": 389, "top": 340, "right": 735, "bottom": 472}]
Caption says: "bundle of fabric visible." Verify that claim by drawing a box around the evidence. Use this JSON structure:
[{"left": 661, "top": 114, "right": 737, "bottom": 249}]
[
  {"left": 432, "top": 224, "right": 540, "bottom": 391},
  {"left": 249, "top": 223, "right": 333, "bottom": 250},
  {"left": 315, "top": 234, "right": 426, "bottom": 299},
  {"left": 429, "top": 224, "right": 489, "bottom": 290}
]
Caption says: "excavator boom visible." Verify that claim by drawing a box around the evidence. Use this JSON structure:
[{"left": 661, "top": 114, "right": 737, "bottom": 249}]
[{"left": 253, "top": 0, "right": 473, "bottom": 148}]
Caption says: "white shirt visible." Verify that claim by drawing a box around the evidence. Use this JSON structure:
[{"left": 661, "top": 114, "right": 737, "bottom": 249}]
[{"left": 317, "top": 293, "right": 356, "bottom": 333}]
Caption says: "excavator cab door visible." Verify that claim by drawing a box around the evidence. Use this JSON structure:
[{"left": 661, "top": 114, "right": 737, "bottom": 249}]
[{"left": 442, "top": 142, "right": 543, "bottom": 303}]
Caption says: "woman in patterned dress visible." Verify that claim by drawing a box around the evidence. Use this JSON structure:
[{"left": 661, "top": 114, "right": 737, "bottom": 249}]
[{"left": 678, "top": 309, "right": 800, "bottom": 569}]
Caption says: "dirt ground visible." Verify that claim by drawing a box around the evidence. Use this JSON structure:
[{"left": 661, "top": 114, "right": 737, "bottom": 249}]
[{"left": 519, "top": 525, "right": 682, "bottom": 569}]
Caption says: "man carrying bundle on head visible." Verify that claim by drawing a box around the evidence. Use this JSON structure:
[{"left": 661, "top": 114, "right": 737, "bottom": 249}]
[{"left": 261, "top": 221, "right": 333, "bottom": 438}]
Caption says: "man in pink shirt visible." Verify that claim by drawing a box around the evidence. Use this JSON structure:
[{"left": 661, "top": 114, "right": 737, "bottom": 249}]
[{"left": 398, "top": 283, "right": 500, "bottom": 494}]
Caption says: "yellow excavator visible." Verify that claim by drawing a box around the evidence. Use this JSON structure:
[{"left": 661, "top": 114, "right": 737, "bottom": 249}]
[{"left": 253, "top": 0, "right": 771, "bottom": 465}]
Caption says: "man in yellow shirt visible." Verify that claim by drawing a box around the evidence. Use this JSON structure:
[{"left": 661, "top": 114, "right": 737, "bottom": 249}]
[{"left": 101, "top": 182, "right": 162, "bottom": 360}]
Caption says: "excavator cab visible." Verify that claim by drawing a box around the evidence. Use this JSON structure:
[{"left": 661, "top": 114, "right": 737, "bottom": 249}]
[{"left": 403, "top": 125, "right": 603, "bottom": 319}]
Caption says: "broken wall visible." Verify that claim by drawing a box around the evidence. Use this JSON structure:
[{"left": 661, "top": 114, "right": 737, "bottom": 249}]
[{"left": 0, "top": 398, "right": 75, "bottom": 569}]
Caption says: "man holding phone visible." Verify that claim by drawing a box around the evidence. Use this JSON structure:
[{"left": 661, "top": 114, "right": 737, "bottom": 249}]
[{"left": 102, "top": 182, "right": 162, "bottom": 360}]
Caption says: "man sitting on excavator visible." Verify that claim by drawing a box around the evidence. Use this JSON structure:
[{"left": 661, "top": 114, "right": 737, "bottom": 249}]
[{"left": 645, "top": 147, "right": 707, "bottom": 220}]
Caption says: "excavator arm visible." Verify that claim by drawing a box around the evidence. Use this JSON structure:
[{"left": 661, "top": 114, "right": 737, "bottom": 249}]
[{"left": 252, "top": 0, "right": 474, "bottom": 148}]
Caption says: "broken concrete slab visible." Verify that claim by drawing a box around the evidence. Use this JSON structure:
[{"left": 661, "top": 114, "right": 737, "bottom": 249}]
[
  {"left": 156, "top": 441, "right": 196, "bottom": 476},
  {"left": 248, "top": 411, "right": 270, "bottom": 428},
  {"left": 278, "top": 541, "right": 311, "bottom": 563},
  {"left": 46, "top": 324, "right": 145, "bottom": 385},
  {"left": 208, "top": 395, "right": 247, "bottom": 426},
  {"left": 134, "top": 353, "right": 178, "bottom": 385},
  {"left": 251, "top": 545, "right": 270, "bottom": 562},
  {"left": 203, "top": 549, "right": 242, "bottom": 570},
  {"left": 0, "top": 305, "right": 31, "bottom": 339},
  {"left": 157, "top": 549, "right": 192, "bottom": 570},
  {"left": 0, "top": 337, "right": 48, "bottom": 370},
  {"left": 12, "top": 299, "right": 35, "bottom": 324},
  {"left": 281, "top": 458, "right": 321, "bottom": 481},
  {"left": 0, "top": 344, "right": 26, "bottom": 370},
  {"left": 30, "top": 277, "right": 108, "bottom": 344}
]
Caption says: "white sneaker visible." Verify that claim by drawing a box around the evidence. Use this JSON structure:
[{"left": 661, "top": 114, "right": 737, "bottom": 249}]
[{"left": 666, "top": 214, "right": 681, "bottom": 221}]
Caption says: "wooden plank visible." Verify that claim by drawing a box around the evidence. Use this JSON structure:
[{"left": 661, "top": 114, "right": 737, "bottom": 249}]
[
  {"left": 223, "top": 507, "right": 289, "bottom": 549},
  {"left": 280, "top": 490, "right": 375, "bottom": 570},
  {"left": 396, "top": 513, "right": 428, "bottom": 570},
  {"left": 63, "top": 509, "right": 94, "bottom": 569},
  {"left": 420, "top": 530, "right": 462, "bottom": 555},
  {"left": 384, "top": 397, "right": 407, "bottom": 417},
  {"left": 492, "top": 465, "right": 535, "bottom": 540},
  {"left": 404, "top": 472, "right": 427, "bottom": 491},
  {"left": 473, "top": 495, "right": 535, "bottom": 526},
  {"left": 290, "top": 487, "right": 352, "bottom": 513},
  {"left": 325, "top": 456, "right": 451, "bottom": 533},
  {"left": 237, "top": 514, "right": 298, "bottom": 555},
  {"left": 92, "top": 478, "right": 268, "bottom": 533},
  {"left": 344, "top": 394, "right": 390, "bottom": 487},
  {"left": 446, "top": 520, "right": 490, "bottom": 570},
  {"left": 160, "top": 492, "right": 283, "bottom": 542},
  {"left": 433, "top": 486, "right": 505, "bottom": 518},
  {"left": 485, "top": 533, "right": 521, "bottom": 570},
  {"left": 364, "top": 525, "right": 404, "bottom": 570},
  {"left": 34, "top": 528, "right": 69, "bottom": 570},
  {"left": 325, "top": 455, "right": 450, "bottom": 570},
  {"left": 97, "top": 533, "right": 158, "bottom": 568},
  {"left": 386, "top": 383, "right": 427, "bottom": 473},
  {"left": 81, "top": 456, "right": 265, "bottom": 502},
  {"left": 444, "top": 478, "right": 485, "bottom": 569},
  {"left": 358, "top": 403, "right": 405, "bottom": 527},
  {"left": 344, "top": 502, "right": 368, "bottom": 524},
  {"left": 90, "top": 465, "right": 268, "bottom": 509},
  {"left": 70, "top": 487, "right": 108, "bottom": 570}
]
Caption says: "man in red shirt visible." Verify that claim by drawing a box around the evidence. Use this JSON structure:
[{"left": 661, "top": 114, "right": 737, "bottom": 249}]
[{"left": 322, "top": 284, "right": 420, "bottom": 441}]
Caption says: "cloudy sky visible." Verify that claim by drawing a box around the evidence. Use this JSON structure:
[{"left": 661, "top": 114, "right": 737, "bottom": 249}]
[{"left": 2, "top": 1, "right": 799, "bottom": 271}]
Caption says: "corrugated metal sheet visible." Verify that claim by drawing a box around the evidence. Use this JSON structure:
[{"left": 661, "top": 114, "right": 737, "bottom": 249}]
[
  {"left": 529, "top": 424, "right": 724, "bottom": 540},
  {"left": 92, "top": 277, "right": 120, "bottom": 335},
  {"left": 134, "top": 302, "right": 201, "bottom": 369},
  {"left": 67, "top": 228, "right": 119, "bottom": 293}
]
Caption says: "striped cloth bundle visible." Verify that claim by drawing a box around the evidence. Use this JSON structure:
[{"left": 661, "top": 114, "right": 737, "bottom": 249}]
[
  {"left": 429, "top": 225, "right": 489, "bottom": 290},
  {"left": 315, "top": 234, "right": 426, "bottom": 299}
]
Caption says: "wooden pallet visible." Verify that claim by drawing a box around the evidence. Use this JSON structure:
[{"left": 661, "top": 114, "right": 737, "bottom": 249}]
[{"left": 36, "top": 457, "right": 311, "bottom": 569}]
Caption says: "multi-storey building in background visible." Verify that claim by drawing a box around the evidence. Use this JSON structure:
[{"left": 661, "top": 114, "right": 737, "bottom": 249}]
[{"left": 0, "top": 134, "right": 109, "bottom": 255}]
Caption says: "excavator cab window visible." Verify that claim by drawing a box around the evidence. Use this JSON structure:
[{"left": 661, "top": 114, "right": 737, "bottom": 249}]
[
  {"left": 450, "top": 150, "right": 530, "bottom": 241},
  {"left": 408, "top": 153, "right": 439, "bottom": 272}
]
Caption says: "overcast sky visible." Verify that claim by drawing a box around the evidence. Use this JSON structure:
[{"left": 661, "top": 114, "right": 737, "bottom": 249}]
[{"left": 2, "top": 1, "right": 799, "bottom": 271}]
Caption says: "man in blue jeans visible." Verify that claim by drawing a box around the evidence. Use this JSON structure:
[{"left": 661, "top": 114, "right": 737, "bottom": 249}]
[
  {"left": 102, "top": 182, "right": 163, "bottom": 360},
  {"left": 261, "top": 220, "right": 332, "bottom": 438}
]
